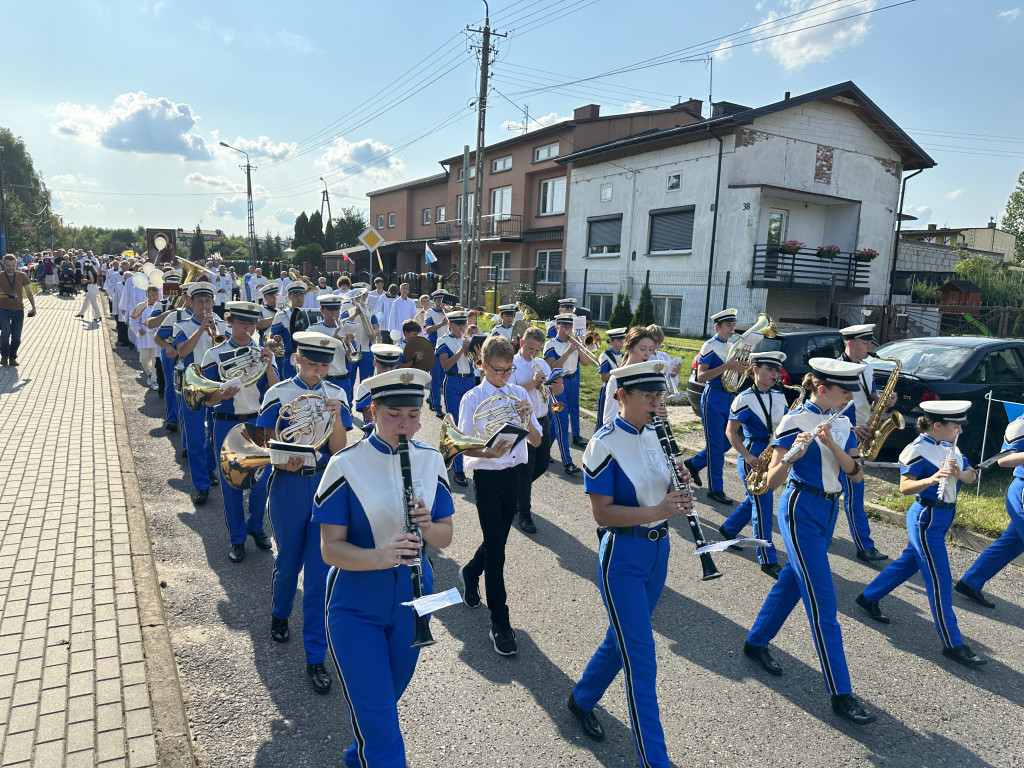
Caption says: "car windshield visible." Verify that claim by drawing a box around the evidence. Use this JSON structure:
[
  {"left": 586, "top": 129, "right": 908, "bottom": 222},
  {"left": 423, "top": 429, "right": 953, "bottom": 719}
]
[
  {"left": 872, "top": 342, "right": 973, "bottom": 379},
  {"left": 753, "top": 338, "right": 783, "bottom": 352}
]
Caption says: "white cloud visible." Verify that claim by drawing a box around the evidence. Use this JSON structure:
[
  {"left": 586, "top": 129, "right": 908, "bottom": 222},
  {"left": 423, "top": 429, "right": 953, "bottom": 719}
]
[
  {"left": 185, "top": 173, "right": 244, "bottom": 193},
  {"left": 753, "top": 0, "right": 878, "bottom": 71},
  {"left": 277, "top": 30, "right": 317, "bottom": 55},
  {"left": 191, "top": 173, "right": 270, "bottom": 221},
  {"left": 314, "top": 136, "right": 405, "bottom": 190},
  {"left": 947, "top": 189, "right": 964, "bottom": 200},
  {"left": 272, "top": 208, "right": 298, "bottom": 226},
  {"left": 52, "top": 188, "right": 104, "bottom": 213},
  {"left": 714, "top": 40, "right": 734, "bottom": 60},
  {"left": 52, "top": 92, "right": 212, "bottom": 160},
  {"left": 214, "top": 133, "right": 298, "bottom": 160},
  {"left": 501, "top": 110, "right": 572, "bottom": 132},
  {"left": 49, "top": 173, "right": 97, "bottom": 186},
  {"left": 904, "top": 204, "right": 932, "bottom": 226},
  {"left": 624, "top": 100, "right": 651, "bottom": 113},
  {"left": 194, "top": 17, "right": 236, "bottom": 45},
  {"left": 997, "top": 8, "right": 1021, "bottom": 20}
]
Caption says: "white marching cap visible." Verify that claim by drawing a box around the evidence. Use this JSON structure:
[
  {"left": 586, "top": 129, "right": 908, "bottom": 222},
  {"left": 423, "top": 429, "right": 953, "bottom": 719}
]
[
  {"left": 921, "top": 400, "right": 971, "bottom": 423},
  {"left": 808, "top": 357, "right": 866, "bottom": 391}
]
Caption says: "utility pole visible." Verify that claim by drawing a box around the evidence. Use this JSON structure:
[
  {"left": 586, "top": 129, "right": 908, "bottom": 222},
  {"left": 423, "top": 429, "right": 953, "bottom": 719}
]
[
  {"left": 466, "top": 2, "right": 505, "bottom": 307},
  {"left": 220, "top": 142, "right": 258, "bottom": 262},
  {"left": 459, "top": 145, "right": 470, "bottom": 304},
  {"left": 319, "top": 177, "right": 332, "bottom": 226},
  {"left": 0, "top": 146, "right": 7, "bottom": 258}
]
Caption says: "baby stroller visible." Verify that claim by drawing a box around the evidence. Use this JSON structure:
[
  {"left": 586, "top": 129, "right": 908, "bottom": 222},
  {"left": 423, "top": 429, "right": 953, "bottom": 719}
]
[{"left": 58, "top": 268, "right": 78, "bottom": 297}]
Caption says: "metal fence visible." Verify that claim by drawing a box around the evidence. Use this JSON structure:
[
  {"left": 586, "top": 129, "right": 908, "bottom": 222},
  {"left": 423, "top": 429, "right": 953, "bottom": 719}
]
[{"left": 837, "top": 302, "right": 1024, "bottom": 344}]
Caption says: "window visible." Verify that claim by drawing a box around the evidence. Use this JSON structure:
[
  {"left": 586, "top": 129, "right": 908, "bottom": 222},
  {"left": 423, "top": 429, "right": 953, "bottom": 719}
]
[
  {"left": 534, "top": 142, "right": 559, "bottom": 162},
  {"left": 941, "top": 236, "right": 952, "bottom": 245},
  {"left": 536, "top": 250, "right": 562, "bottom": 284},
  {"left": 589, "top": 293, "right": 613, "bottom": 323},
  {"left": 422, "top": 208, "right": 431, "bottom": 226},
  {"left": 490, "top": 186, "right": 512, "bottom": 218},
  {"left": 648, "top": 205, "right": 695, "bottom": 254},
  {"left": 491, "top": 155, "right": 512, "bottom": 173},
  {"left": 387, "top": 213, "right": 395, "bottom": 228},
  {"left": 587, "top": 215, "right": 622, "bottom": 258},
  {"left": 539, "top": 177, "right": 566, "bottom": 215},
  {"left": 456, "top": 165, "right": 476, "bottom": 182},
  {"left": 800, "top": 334, "right": 845, "bottom": 364},
  {"left": 600, "top": 183, "right": 613, "bottom": 203},
  {"left": 652, "top": 295, "right": 683, "bottom": 331},
  {"left": 377, "top": 214, "right": 384, "bottom": 229},
  {"left": 490, "top": 251, "right": 510, "bottom": 283},
  {"left": 436, "top": 205, "right": 446, "bottom": 223},
  {"left": 456, "top": 193, "right": 475, "bottom": 223},
  {"left": 667, "top": 173, "right": 681, "bottom": 191}
]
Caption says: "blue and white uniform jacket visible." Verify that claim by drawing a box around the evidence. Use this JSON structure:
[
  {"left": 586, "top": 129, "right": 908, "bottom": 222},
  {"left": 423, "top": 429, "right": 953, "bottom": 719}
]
[
  {"left": 201, "top": 339, "right": 275, "bottom": 416},
  {"left": 899, "top": 435, "right": 969, "bottom": 505},
  {"left": 730, "top": 386, "right": 788, "bottom": 446},
  {"left": 838, "top": 353, "right": 876, "bottom": 427},
  {"left": 698, "top": 335, "right": 732, "bottom": 391},
  {"left": 774, "top": 402, "right": 857, "bottom": 494},
  {"left": 490, "top": 322, "right": 516, "bottom": 341},
  {"left": 436, "top": 334, "right": 474, "bottom": 375},
  {"left": 1003, "top": 417, "right": 1024, "bottom": 480},
  {"left": 171, "top": 314, "right": 229, "bottom": 368},
  {"left": 543, "top": 337, "right": 579, "bottom": 376},
  {"left": 257, "top": 376, "right": 352, "bottom": 464}
]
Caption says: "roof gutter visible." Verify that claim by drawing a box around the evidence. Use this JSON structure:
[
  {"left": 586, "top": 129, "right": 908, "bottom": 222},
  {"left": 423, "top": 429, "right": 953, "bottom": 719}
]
[{"left": 703, "top": 125, "right": 725, "bottom": 337}]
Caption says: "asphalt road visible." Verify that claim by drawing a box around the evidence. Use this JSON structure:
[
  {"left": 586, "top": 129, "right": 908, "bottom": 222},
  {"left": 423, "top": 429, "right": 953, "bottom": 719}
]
[{"left": 108, "top": 339, "right": 1024, "bottom": 768}]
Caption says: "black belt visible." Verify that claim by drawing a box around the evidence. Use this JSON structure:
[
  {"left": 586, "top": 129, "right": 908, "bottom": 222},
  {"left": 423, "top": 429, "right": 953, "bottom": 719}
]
[
  {"left": 213, "top": 412, "right": 257, "bottom": 422},
  {"left": 298, "top": 465, "right": 326, "bottom": 477},
  {"left": 600, "top": 525, "right": 669, "bottom": 541},
  {"left": 918, "top": 497, "right": 955, "bottom": 510},
  {"left": 446, "top": 372, "right": 474, "bottom": 378},
  {"left": 325, "top": 374, "right": 348, "bottom": 382},
  {"left": 788, "top": 479, "right": 842, "bottom": 501}
]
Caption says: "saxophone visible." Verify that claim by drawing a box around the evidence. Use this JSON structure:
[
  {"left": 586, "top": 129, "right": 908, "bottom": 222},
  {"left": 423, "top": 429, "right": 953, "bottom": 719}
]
[
  {"left": 858, "top": 357, "right": 905, "bottom": 461},
  {"left": 745, "top": 385, "right": 805, "bottom": 496},
  {"left": 721, "top": 313, "right": 778, "bottom": 393}
]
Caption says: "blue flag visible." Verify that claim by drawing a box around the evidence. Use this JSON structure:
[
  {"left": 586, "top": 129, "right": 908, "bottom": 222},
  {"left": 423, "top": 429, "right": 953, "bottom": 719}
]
[{"left": 425, "top": 242, "right": 437, "bottom": 264}]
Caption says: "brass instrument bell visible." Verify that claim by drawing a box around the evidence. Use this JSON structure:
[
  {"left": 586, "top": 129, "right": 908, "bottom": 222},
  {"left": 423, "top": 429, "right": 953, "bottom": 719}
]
[{"left": 438, "top": 414, "right": 489, "bottom": 469}]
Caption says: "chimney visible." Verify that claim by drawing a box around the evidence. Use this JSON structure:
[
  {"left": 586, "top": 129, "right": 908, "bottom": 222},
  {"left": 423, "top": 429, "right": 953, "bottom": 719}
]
[
  {"left": 711, "top": 101, "right": 752, "bottom": 119},
  {"left": 784, "top": 91, "right": 790, "bottom": 100},
  {"left": 988, "top": 218, "right": 997, "bottom": 229},
  {"left": 671, "top": 98, "right": 703, "bottom": 118},
  {"left": 927, "top": 223, "right": 937, "bottom": 231},
  {"left": 574, "top": 104, "right": 600, "bottom": 120}
]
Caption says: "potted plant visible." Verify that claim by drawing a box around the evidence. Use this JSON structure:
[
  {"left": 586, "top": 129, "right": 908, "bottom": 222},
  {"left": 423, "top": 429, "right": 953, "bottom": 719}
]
[
  {"left": 816, "top": 244, "right": 841, "bottom": 260},
  {"left": 778, "top": 240, "right": 803, "bottom": 255},
  {"left": 855, "top": 248, "right": 879, "bottom": 263}
]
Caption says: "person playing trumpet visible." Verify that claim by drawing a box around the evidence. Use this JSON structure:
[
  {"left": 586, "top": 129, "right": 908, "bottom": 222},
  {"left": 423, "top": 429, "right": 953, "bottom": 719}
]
[
  {"left": 721, "top": 351, "right": 789, "bottom": 578},
  {"left": 258, "top": 332, "right": 351, "bottom": 695},
  {"left": 436, "top": 309, "right": 476, "bottom": 486},
  {"left": 421, "top": 289, "right": 450, "bottom": 417},
  {"left": 152, "top": 271, "right": 186, "bottom": 432},
  {"left": 544, "top": 313, "right": 591, "bottom": 472},
  {"left": 199, "top": 301, "right": 279, "bottom": 563},
  {"left": 308, "top": 294, "right": 358, "bottom": 406},
  {"left": 271, "top": 282, "right": 311, "bottom": 380}
]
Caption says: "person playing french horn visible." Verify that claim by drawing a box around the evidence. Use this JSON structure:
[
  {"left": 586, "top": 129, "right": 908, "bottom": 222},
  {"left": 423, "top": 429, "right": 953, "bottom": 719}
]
[
  {"left": 313, "top": 367, "right": 454, "bottom": 767},
  {"left": 257, "top": 331, "right": 352, "bottom": 695}
]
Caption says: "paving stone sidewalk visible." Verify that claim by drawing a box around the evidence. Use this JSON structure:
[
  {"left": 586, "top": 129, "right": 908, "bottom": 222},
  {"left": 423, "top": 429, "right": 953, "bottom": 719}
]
[{"left": 0, "top": 293, "right": 187, "bottom": 767}]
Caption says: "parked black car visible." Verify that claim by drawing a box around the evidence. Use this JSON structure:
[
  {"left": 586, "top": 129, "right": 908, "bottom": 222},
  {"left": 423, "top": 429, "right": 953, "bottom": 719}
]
[
  {"left": 870, "top": 336, "right": 1024, "bottom": 462},
  {"left": 685, "top": 323, "right": 844, "bottom": 416}
]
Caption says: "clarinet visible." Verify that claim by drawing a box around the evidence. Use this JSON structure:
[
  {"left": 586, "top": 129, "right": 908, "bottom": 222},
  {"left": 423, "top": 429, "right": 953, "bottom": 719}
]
[
  {"left": 650, "top": 415, "right": 722, "bottom": 581},
  {"left": 397, "top": 436, "right": 436, "bottom": 648}
]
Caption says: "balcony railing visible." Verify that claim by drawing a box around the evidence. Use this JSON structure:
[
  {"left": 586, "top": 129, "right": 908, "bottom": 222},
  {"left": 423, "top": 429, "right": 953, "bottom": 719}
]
[
  {"left": 435, "top": 214, "right": 522, "bottom": 242},
  {"left": 750, "top": 244, "right": 870, "bottom": 294}
]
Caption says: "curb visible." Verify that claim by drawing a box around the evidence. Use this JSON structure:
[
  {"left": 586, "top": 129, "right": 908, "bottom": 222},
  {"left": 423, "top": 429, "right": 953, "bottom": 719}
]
[{"left": 100, "top": 310, "right": 197, "bottom": 767}]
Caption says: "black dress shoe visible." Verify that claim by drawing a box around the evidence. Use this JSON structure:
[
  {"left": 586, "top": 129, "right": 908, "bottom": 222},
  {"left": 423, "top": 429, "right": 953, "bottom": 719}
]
[
  {"left": 228, "top": 543, "right": 245, "bottom": 563},
  {"left": 307, "top": 663, "right": 332, "bottom": 694},
  {"left": 942, "top": 644, "right": 987, "bottom": 668},
  {"left": 954, "top": 580, "right": 995, "bottom": 609},
  {"left": 831, "top": 693, "right": 876, "bottom": 725},
  {"left": 856, "top": 547, "right": 888, "bottom": 562},
  {"left": 683, "top": 458, "right": 702, "bottom": 487},
  {"left": 434, "top": 409, "right": 444, "bottom": 419},
  {"left": 181, "top": 449, "right": 188, "bottom": 459},
  {"left": 761, "top": 563, "right": 783, "bottom": 580},
  {"left": 164, "top": 422, "right": 178, "bottom": 433},
  {"left": 572, "top": 436, "right": 588, "bottom": 449},
  {"left": 0, "top": 357, "right": 7, "bottom": 366},
  {"left": 564, "top": 463, "right": 582, "bottom": 476},
  {"left": 707, "top": 490, "right": 734, "bottom": 505},
  {"left": 192, "top": 489, "right": 209, "bottom": 506},
  {"left": 718, "top": 525, "right": 742, "bottom": 552},
  {"left": 271, "top": 616, "right": 290, "bottom": 643},
  {"left": 453, "top": 471, "right": 468, "bottom": 486},
  {"left": 567, "top": 692, "right": 604, "bottom": 741},
  {"left": 208, "top": 472, "right": 220, "bottom": 487},
  {"left": 855, "top": 593, "right": 890, "bottom": 624},
  {"left": 249, "top": 531, "right": 273, "bottom": 550},
  {"left": 518, "top": 511, "right": 537, "bottom": 534},
  {"left": 743, "top": 641, "right": 783, "bottom": 676}
]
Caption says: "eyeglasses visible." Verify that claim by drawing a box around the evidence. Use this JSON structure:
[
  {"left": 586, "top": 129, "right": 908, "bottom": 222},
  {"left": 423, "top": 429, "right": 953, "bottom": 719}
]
[{"left": 489, "top": 365, "right": 516, "bottom": 375}]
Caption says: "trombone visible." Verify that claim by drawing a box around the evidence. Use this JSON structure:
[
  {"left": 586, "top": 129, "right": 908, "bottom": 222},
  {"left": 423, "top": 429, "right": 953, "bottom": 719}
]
[{"left": 568, "top": 326, "right": 602, "bottom": 365}]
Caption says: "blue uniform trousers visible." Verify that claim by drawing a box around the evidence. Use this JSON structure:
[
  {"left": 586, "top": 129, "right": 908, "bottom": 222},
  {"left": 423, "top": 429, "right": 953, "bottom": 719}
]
[
  {"left": 181, "top": 405, "right": 211, "bottom": 492},
  {"left": 442, "top": 374, "right": 474, "bottom": 473},
  {"left": 574, "top": 531, "right": 670, "bottom": 768},
  {"left": 161, "top": 353, "right": 179, "bottom": 425},
  {"left": 863, "top": 501, "right": 963, "bottom": 648},
  {"left": 429, "top": 356, "right": 444, "bottom": 412},
  {"left": 841, "top": 474, "right": 876, "bottom": 551},
  {"left": 595, "top": 382, "right": 607, "bottom": 430},
  {"left": 962, "top": 476, "right": 1024, "bottom": 591},
  {"left": 722, "top": 442, "right": 777, "bottom": 565},
  {"left": 563, "top": 373, "right": 581, "bottom": 437},
  {"left": 267, "top": 470, "right": 328, "bottom": 664},
  {"left": 328, "top": 375, "right": 354, "bottom": 410},
  {"left": 212, "top": 419, "right": 268, "bottom": 545},
  {"left": 278, "top": 334, "right": 297, "bottom": 380},
  {"left": 748, "top": 484, "right": 852, "bottom": 695},
  {"left": 690, "top": 386, "right": 731, "bottom": 493},
  {"left": 326, "top": 562, "right": 432, "bottom": 768},
  {"left": 550, "top": 376, "right": 574, "bottom": 467},
  {"left": 355, "top": 355, "right": 375, "bottom": 393}
]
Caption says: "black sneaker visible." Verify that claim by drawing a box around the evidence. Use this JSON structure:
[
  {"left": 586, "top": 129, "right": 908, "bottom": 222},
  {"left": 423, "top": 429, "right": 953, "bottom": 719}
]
[
  {"left": 307, "top": 663, "right": 332, "bottom": 694},
  {"left": 458, "top": 565, "right": 481, "bottom": 608},
  {"left": 954, "top": 580, "right": 995, "bottom": 609},
  {"left": 208, "top": 472, "right": 220, "bottom": 487},
  {"left": 489, "top": 624, "right": 517, "bottom": 656},
  {"left": 518, "top": 510, "right": 537, "bottom": 534},
  {"left": 707, "top": 491, "right": 735, "bottom": 505},
  {"left": 271, "top": 616, "right": 290, "bottom": 643},
  {"left": 453, "top": 471, "right": 468, "bottom": 486},
  {"left": 718, "top": 525, "right": 742, "bottom": 552},
  {"left": 942, "top": 644, "right": 987, "bottom": 668},
  {"left": 855, "top": 593, "right": 890, "bottom": 624},
  {"left": 831, "top": 693, "right": 876, "bottom": 725},
  {"left": 683, "top": 458, "right": 702, "bottom": 487},
  {"left": 572, "top": 436, "right": 588, "bottom": 449},
  {"left": 856, "top": 547, "right": 888, "bottom": 562},
  {"left": 249, "top": 531, "right": 273, "bottom": 551},
  {"left": 228, "top": 543, "right": 245, "bottom": 563},
  {"left": 564, "top": 464, "right": 581, "bottom": 476},
  {"left": 192, "top": 489, "right": 209, "bottom": 506},
  {"left": 761, "top": 563, "right": 783, "bottom": 580}
]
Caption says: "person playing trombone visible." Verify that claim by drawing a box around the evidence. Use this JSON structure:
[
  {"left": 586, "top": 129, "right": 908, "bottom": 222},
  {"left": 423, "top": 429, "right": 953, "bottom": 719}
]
[{"left": 544, "top": 313, "right": 591, "bottom": 473}]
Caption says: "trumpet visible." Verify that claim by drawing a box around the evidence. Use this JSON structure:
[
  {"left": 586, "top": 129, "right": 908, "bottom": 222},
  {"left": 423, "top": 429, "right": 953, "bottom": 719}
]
[
  {"left": 202, "top": 311, "right": 226, "bottom": 346},
  {"left": 341, "top": 286, "right": 378, "bottom": 344},
  {"left": 331, "top": 324, "right": 362, "bottom": 363},
  {"left": 533, "top": 360, "right": 564, "bottom": 413}
]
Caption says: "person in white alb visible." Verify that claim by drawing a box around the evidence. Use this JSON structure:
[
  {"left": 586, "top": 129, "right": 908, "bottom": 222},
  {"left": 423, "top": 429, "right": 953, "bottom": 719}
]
[
  {"left": 386, "top": 283, "right": 417, "bottom": 334},
  {"left": 213, "top": 265, "right": 234, "bottom": 317},
  {"left": 252, "top": 269, "right": 269, "bottom": 303},
  {"left": 130, "top": 286, "right": 163, "bottom": 389}
]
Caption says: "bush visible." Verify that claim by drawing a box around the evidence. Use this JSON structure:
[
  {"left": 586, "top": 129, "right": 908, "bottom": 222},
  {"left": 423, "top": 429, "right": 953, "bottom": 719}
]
[
  {"left": 911, "top": 279, "right": 939, "bottom": 304},
  {"left": 293, "top": 243, "right": 324, "bottom": 272},
  {"left": 631, "top": 281, "right": 655, "bottom": 327},
  {"left": 608, "top": 292, "right": 633, "bottom": 328}
]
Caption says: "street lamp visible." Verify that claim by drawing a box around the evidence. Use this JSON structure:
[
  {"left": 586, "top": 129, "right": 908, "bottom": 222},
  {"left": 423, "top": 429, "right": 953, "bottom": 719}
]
[{"left": 220, "top": 141, "right": 257, "bottom": 262}]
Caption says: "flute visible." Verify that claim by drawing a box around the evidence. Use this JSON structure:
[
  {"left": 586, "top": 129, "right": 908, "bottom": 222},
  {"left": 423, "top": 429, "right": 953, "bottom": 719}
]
[
  {"left": 397, "top": 436, "right": 436, "bottom": 648},
  {"left": 936, "top": 435, "right": 959, "bottom": 501},
  {"left": 782, "top": 402, "right": 852, "bottom": 464}
]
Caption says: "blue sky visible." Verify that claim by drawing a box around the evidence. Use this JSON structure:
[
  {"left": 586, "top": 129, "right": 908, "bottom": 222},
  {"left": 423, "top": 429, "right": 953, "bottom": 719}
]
[{"left": 4, "top": 0, "right": 1023, "bottom": 239}]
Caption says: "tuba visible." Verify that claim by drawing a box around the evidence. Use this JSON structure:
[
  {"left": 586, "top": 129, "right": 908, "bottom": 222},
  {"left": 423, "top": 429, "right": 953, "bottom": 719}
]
[
  {"left": 746, "top": 385, "right": 805, "bottom": 496},
  {"left": 858, "top": 357, "right": 905, "bottom": 461},
  {"left": 721, "top": 313, "right": 778, "bottom": 393},
  {"left": 341, "top": 286, "right": 378, "bottom": 344}
]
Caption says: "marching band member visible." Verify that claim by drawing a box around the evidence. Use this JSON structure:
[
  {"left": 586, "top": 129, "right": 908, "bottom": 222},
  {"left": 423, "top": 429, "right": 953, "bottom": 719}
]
[
  {"left": 340, "top": 293, "right": 379, "bottom": 391},
  {"left": 308, "top": 294, "right": 358, "bottom": 405},
  {"left": 857, "top": 401, "right": 986, "bottom": 667},
  {"left": 436, "top": 309, "right": 475, "bottom": 486},
  {"left": 455, "top": 337, "right": 542, "bottom": 656},
  {"left": 545, "top": 297, "right": 578, "bottom": 338},
  {"left": 594, "top": 327, "right": 626, "bottom": 429},
  {"left": 259, "top": 332, "right": 352, "bottom": 695},
  {"left": 200, "top": 302, "right": 278, "bottom": 563},
  {"left": 544, "top": 313, "right": 590, "bottom": 473},
  {"left": 955, "top": 413, "right": 1024, "bottom": 610},
  {"left": 422, "top": 289, "right": 449, "bottom": 418},
  {"left": 568, "top": 360, "right": 695, "bottom": 766},
  {"left": 721, "top": 351, "right": 789, "bottom": 578},
  {"left": 647, "top": 325, "right": 682, "bottom": 391},
  {"left": 314, "top": 367, "right": 452, "bottom": 766},
  {"left": 489, "top": 304, "right": 517, "bottom": 341},
  {"left": 365, "top": 276, "right": 386, "bottom": 318},
  {"left": 353, "top": 344, "right": 403, "bottom": 425},
  {"left": 600, "top": 327, "right": 656, "bottom": 436},
  {"left": 271, "top": 283, "right": 310, "bottom": 380},
  {"left": 509, "top": 326, "right": 563, "bottom": 534},
  {"left": 172, "top": 283, "right": 229, "bottom": 506},
  {"left": 152, "top": 274, "right": 187, "bottom": 433},
  {"left": 837, "top": 324, "right": 890, "bottom": 562},
  {"left": 685, "top": 308, "right": 746, "bottom": 505},
  {"left": 129, "top": 286, "right": 162, "bottom": 390},
  {"left": 744, "top": 358, "right": 876, "bottom": 726},
  {"left": 255, "top": 283, "right": 280, "bottom": 339}
]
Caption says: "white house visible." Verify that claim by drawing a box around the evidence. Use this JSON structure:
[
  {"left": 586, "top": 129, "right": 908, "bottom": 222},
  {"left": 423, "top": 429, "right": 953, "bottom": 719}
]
[{"left": 557, "top": 82, "right": 935, "bottom": 336}]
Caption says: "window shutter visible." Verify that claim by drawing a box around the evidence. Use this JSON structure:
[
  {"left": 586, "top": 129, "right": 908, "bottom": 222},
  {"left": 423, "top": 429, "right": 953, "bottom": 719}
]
[
  {"left": 649, "top": 207, "right": 694, "bottom": 252},
  {"left": 588, "top": 216, "right": 622, "bottom": 248}
]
